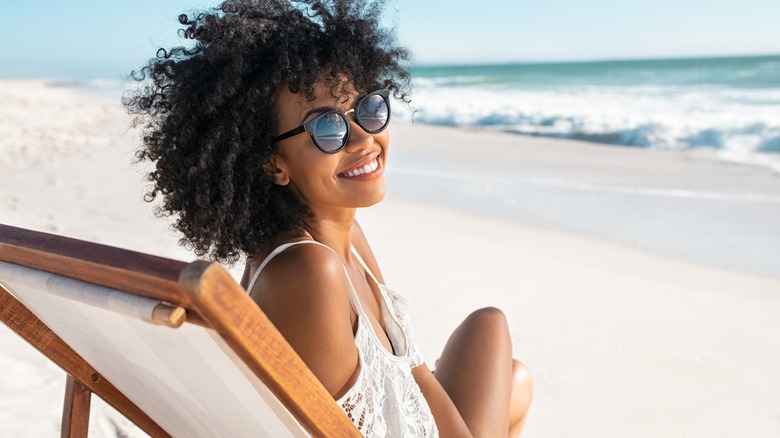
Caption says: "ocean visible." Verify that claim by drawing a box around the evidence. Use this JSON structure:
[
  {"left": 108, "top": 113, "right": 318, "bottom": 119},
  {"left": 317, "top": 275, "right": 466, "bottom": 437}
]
[{"left": 401, "top": 55, "right": 780, "bottom": 172}]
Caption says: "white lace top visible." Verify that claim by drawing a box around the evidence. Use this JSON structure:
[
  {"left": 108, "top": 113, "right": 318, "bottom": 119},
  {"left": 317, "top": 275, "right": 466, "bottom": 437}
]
[{"left": 247, "top": 241, "right": 439, "bottom": 437}]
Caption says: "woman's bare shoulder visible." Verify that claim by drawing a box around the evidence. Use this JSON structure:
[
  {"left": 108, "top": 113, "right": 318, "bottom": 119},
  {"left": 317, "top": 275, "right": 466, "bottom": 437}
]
[
  {"left": 253, "top": 242, "right": 343, "bottom": 292},
  {"left": 248, "top": 242, "right": 359, "bottom": 397},
  {"left": 251, "top": 242, "right": 353, "bottom": 327}
]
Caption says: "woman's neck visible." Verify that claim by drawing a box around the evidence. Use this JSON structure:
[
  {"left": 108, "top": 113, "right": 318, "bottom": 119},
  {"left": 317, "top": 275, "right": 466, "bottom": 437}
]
[{"left": 302, "top": 207, "right": 357, "bottom": 261}]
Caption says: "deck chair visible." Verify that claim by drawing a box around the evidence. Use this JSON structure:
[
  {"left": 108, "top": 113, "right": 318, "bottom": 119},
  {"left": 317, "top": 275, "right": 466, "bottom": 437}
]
[{"left": 0, "top": 223, "right": 361, "bottom": 437}]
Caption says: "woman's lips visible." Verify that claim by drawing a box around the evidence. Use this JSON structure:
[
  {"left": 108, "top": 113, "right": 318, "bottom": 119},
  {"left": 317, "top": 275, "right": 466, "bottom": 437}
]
[{"left": 339, "top": 155, "right": 383, "bottom": 179}]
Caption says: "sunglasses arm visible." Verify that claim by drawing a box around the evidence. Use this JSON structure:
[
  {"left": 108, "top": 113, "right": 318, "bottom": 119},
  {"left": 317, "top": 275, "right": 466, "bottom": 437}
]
[{"left": 272, "top": 125, "right": 306, "bottom": 143}]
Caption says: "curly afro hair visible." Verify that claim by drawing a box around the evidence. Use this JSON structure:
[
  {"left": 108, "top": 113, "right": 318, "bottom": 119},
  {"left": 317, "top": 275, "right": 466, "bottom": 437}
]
[{"left": 123, "top": 0, "right": 411, "bottom": 263}]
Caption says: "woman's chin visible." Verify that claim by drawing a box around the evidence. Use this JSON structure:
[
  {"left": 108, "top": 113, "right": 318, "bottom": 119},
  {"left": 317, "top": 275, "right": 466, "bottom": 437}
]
[
  {"left": 366, "top": 190, "right": 387, "bottom": 207},
  {"left": 356, "top": 185, "right": 387, "bottom": 208}
]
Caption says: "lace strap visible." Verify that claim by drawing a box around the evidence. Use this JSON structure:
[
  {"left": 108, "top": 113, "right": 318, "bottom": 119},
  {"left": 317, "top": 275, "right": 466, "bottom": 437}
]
[{"left": 350, "top": 245, "right": 381, "bottom": 286}]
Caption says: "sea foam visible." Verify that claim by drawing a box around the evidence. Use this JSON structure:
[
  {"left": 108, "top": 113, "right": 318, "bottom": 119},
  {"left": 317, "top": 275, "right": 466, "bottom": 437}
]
[{"left": 399, "top": 56, "right": 780, "bottom": 172}]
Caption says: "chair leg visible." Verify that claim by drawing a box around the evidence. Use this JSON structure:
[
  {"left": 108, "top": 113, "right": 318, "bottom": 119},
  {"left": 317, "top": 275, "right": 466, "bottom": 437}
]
[{"left": 61, "top": 374, "right": 91, "bottom": 438}]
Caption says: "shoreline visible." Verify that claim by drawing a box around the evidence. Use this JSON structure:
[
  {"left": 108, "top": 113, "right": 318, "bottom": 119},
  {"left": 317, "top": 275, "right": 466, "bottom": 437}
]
[{"left": 387, "top": 121, "right": 780, "bottom": 278}]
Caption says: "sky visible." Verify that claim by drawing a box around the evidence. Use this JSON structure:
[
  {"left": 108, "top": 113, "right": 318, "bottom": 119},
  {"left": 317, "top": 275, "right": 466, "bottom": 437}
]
[{"left": 0, "top": 0, "right": 778, "bottom": 79}]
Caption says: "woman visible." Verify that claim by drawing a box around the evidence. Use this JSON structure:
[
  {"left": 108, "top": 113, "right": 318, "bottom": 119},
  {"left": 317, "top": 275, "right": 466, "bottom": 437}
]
[{"left": 125, "top": 0, "right": 532, "bottom": 436}]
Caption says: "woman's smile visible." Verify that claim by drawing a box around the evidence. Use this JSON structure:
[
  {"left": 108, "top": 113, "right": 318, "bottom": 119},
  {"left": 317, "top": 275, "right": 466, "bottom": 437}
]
[{"left": 339, "top": 153, "right": 383, "bottom": 180}]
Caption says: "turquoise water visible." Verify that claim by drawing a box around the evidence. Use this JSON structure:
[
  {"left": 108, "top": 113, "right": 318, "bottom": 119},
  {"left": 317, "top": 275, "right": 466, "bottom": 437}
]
[
  {"left": 402, "top": 55, "right": 780, "bottom": 171},
  {"left": 413, "top": 55, "right": 780, "bottom": 89}
]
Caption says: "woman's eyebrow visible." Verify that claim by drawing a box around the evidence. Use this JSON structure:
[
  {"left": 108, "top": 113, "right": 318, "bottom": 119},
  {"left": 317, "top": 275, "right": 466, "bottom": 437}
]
[{"left": 301, "top": 106, "right": 335, "bottom": 123}]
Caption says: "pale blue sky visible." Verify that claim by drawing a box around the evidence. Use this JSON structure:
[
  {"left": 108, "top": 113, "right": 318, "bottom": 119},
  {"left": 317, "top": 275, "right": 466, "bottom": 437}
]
[{"left": 1, "top": 0, "right": 778, "bottom": 79}]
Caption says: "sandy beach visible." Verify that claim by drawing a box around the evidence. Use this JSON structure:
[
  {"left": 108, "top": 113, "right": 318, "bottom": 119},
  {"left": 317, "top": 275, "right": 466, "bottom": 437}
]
[{"left": 2, "top": 80, "right": 780, "bottom": 437}]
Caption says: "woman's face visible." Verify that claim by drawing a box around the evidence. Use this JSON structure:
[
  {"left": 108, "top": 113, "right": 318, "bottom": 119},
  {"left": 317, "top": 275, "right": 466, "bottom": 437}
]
[{"left": 269, "top": 79, "right": 390, "bottom": 215}]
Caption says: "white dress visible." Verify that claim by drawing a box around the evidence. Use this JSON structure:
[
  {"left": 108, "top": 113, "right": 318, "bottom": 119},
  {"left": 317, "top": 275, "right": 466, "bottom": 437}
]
[{"left": 247, "top": 241, "right": 439, "bottom": 437}]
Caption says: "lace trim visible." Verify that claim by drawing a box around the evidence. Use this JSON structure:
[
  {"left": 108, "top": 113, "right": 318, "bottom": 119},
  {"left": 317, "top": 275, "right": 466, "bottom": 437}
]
[
  {"left": 384, "top": 287, "right": 427, "bottom": 368},
  {"left": 336, "top": 287, "right": 437, "bottom": 437}
]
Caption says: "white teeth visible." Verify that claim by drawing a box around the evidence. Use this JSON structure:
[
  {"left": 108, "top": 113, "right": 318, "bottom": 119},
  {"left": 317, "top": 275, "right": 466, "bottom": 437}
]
[{"left": 343, "top": 158, "right": 379, "bottom": 178}]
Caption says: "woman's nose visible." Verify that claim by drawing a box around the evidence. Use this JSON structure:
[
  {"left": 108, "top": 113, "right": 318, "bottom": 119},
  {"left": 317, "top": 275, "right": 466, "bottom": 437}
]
[{"left": 344, "top": 118, "right": 373, "bottom": 152}]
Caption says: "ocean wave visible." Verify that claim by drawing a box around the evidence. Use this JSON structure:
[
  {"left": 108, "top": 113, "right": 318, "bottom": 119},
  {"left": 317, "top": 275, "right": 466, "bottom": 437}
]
[
  {"left": 414, "top": 75, "right": 491, "bottom": 87},
  {"left": 396, "top": 82, "right": 780, "bottom": 171}
]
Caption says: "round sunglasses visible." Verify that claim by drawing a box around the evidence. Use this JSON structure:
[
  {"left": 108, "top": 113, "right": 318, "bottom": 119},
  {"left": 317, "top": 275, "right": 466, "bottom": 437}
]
[{"left": 272, "top": 89, "right": 391, "bottom": 153}]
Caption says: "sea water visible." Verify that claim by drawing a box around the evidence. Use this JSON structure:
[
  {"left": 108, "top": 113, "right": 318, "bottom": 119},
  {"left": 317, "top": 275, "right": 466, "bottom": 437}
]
[{"left": 401, "top": 55, "right": 780, "bottom": 172}]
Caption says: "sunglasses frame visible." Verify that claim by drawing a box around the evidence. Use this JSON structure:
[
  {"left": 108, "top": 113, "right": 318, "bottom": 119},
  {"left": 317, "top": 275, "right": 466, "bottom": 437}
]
[{"left": 272, "top": 89, "right": 391, "bottom": 154}]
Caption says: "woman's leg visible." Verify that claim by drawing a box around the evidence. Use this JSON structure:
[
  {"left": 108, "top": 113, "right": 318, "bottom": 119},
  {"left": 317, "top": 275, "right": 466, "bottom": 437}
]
[
  {"left": 433, "top": 307, "right": 514, "bottom": 437},
  {"left": 508, "top": 360, "right": 533, "bottom": 437}
]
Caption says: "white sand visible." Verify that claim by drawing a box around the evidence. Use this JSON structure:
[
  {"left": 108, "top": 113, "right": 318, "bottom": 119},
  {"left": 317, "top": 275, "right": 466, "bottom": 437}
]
[{"left": 2, "top": 81, "right": 779, "bottom": 437}]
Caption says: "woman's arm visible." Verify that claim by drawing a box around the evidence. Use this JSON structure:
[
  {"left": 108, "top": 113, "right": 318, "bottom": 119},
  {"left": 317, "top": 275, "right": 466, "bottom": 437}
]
[
  {"left": 413, "top": 364, "right": 474, "bottom": 437},
  {"left": 249, "top": 243, "right": 360, "bottom": 398}
]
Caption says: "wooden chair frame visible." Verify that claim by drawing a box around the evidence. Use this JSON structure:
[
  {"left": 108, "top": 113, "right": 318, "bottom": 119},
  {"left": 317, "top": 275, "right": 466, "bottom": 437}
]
[{"left": 0, "top": 223, "right": 361, "bottom": 437}]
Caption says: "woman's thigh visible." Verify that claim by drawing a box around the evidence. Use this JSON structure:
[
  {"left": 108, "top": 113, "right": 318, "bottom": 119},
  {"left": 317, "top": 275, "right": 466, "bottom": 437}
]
[{"left": 433, "top": 307, "right": 514, "bottom": 437}]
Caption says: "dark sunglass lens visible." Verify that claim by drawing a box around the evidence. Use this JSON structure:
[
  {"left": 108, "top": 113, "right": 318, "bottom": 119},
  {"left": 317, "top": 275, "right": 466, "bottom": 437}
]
[
  {"left": 313, "top": 112, "right": 348, "bottom": 152},
  {"left": 356, "top": 93, "right": 389, "bottom": 132}
]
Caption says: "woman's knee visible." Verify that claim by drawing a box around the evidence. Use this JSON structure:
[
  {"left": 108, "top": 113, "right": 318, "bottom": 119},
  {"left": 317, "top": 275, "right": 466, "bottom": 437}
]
[
  {"left": 466, "top": 306, "right": 508, "bottom": 327},
  {"left": 441, "top": 307, "right": 512, "bottom": 362},
  {"left": 512, "top": 360, "right": 533, "bottom": 394},
  {"left": 462, "top": 307, "right": 510, "bottom": 336},
  {"left": 509, "top": 360, "right": 533, "bottom": 436},
  {"left": 450, "top": 307, "right": 512, "bottom": 351},
  {"left": 511, "top": 359, "right": 534, "bottom": 415}
]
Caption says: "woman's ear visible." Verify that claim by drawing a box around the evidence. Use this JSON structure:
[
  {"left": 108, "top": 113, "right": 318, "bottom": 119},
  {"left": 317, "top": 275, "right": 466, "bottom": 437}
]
[{"left": 263, "top": 155, "right": 290, "bottom": 186}]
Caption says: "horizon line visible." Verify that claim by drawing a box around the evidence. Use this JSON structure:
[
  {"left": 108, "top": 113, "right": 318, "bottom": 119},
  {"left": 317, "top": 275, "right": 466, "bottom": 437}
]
[
  {"left": 411, "top": 52, "right": 780, "bottom": 69},
  {"left": 2, "top": 52, "right": 778, "bottom": 82}
]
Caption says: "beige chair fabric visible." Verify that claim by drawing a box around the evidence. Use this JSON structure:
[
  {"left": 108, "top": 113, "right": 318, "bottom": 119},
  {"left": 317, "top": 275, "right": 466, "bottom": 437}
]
[{"left": 0, "top": 261, "right": 310, "bottom": 437}]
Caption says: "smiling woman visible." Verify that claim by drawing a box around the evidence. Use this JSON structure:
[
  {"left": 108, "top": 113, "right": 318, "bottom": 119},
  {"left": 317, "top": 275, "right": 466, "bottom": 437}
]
[
  {"left": 123, "top": 1, "right": 532, "bottom": 436},
  {"left": 123, "top": 0, "right": 410, "bottom": 263}
]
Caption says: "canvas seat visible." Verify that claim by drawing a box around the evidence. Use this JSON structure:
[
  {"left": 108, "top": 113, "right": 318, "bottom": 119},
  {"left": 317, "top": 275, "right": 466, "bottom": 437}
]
[{"left": 0, "top": 223, "right": 361, "bottom": 437}]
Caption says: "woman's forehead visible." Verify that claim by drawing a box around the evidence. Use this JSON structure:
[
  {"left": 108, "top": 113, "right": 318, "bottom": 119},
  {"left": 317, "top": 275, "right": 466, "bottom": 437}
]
[{"left": 277, "top": 79, "right": 360, "bottom": 116}]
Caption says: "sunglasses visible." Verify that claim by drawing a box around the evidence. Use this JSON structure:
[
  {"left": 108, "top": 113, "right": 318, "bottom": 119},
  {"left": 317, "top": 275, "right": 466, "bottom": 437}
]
[{"left": 272, "top": 89, "right": 391, "bottom": 153}]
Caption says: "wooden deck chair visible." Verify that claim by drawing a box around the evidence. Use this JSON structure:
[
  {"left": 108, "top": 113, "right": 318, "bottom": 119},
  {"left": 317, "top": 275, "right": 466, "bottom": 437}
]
[{"left": 0, "top": 223, "right": 361, "bottom": 437}]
